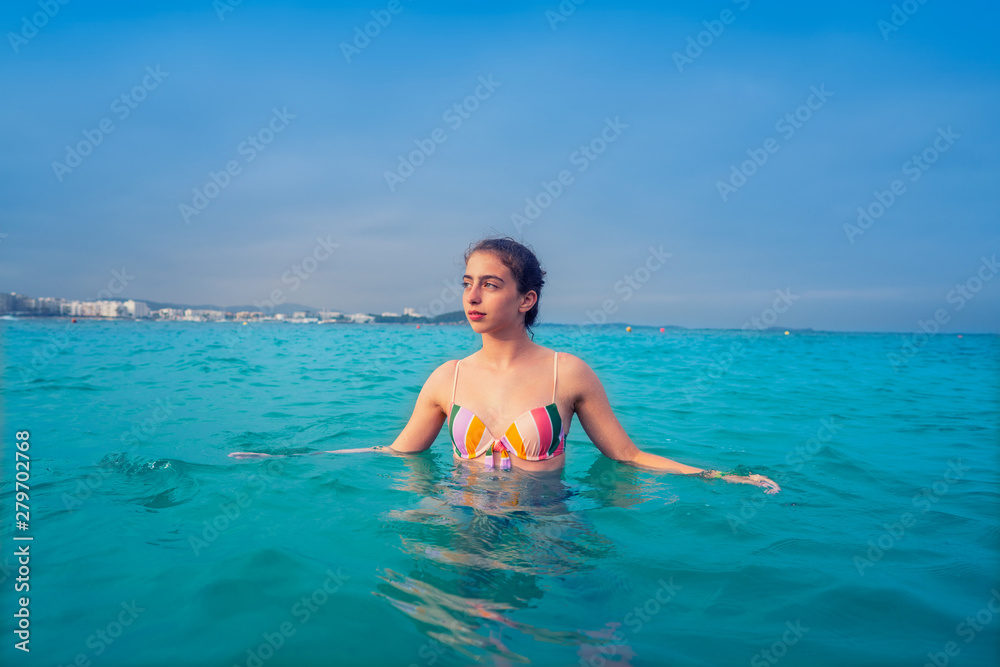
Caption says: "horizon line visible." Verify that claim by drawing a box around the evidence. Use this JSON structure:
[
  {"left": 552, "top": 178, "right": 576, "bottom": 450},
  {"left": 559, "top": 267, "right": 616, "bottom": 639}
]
[{"left": 2, "top": 314, "right": 995, "bottom": 337}]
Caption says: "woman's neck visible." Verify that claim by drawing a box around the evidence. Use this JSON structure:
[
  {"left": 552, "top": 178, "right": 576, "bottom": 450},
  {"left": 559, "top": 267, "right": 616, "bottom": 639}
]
[{"left": 477, "top": 326, "right": 538, "bottom": 370}]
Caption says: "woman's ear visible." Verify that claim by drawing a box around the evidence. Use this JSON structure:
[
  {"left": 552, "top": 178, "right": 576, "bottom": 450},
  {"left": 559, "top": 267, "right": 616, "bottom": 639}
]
[{"left": 519, "top": 290, "right": 538, "bottom": 313}]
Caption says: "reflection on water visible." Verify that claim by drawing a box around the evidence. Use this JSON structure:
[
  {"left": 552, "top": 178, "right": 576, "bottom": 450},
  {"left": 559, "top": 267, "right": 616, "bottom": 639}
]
[
  {"left": 373, "top": 568, "right": 589, "bottom": 663},
  {"left": 373, "top": 455, "right": 670, "bottom": 665}
]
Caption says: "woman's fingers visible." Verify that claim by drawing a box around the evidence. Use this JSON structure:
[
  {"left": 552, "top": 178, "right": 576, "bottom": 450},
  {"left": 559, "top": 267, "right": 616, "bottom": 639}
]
[
  {"left": 751, "top": 474, "right": 781, "bottom": 494},
  {"left": 724, "top": 473, "right": 781, "bottom": 495}
]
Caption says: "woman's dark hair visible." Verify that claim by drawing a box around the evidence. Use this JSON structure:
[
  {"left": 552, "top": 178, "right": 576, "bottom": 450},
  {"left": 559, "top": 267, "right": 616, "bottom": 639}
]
[{"left": 465, "top": 237, "right": 546, "bottom": 335}]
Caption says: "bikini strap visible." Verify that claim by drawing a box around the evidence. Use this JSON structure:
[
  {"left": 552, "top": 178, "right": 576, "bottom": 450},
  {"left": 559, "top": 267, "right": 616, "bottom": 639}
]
[
  {"left": 551, "top": 352, "right": 558, "bottom": 404},
  {"left": 451, "top": 359, "right": 461, "bottom": 405}
]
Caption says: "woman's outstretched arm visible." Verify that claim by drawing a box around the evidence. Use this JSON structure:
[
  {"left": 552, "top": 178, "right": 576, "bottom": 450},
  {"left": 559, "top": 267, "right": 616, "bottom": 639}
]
[
  {"left": 565, "top": 354, "right": 780, "bottom": 494},
  {"left": 229, "top": 448, "right": 389, "bottom": 458},
  {"left": 229, "top": 360, "right": 452, "bottom": 459}
]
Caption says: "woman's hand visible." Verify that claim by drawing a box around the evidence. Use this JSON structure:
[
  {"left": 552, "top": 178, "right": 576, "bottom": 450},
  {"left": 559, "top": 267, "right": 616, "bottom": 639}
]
[{"left": 722, "top": 472, "right": 781, "bottom": 495}]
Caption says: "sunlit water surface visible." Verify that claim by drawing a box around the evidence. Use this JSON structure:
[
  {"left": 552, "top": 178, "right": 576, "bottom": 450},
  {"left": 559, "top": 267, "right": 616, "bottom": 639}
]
[{"left": 1, "top": 320, "right": 997, "bottom": 667}]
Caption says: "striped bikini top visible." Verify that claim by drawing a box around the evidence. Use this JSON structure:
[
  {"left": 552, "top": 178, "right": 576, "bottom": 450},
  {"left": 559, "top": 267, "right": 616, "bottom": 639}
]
[{"left": 448, "top": 352, "right": 567, "bottom": 469}]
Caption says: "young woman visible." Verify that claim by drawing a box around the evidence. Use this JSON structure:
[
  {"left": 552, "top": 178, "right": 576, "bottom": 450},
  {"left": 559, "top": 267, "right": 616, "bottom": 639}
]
[
  {"left": 232, "top": 237, "right": 779, "bottom": 494},
  {"left": 382, "top": 237, "right": 780, "bottom": 494}
]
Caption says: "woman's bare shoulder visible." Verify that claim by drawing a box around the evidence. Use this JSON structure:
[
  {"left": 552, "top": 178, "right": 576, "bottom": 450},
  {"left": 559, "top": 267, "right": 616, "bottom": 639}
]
[
  {"left": 426, "top": 358, "right": 460, "bottom": 386},
  {"left": 402, "top": 359, "right": 460, "bottom": 415},
  {"left": 555, "top": 351, "right": 600, "bottom": 385},
  {"left": 555, "top": 350, "right": 592, "bottom": 369}
]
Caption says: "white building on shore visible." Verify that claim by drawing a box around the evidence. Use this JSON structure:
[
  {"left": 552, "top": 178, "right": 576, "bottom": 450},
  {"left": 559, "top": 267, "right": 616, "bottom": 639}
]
[
  {"left": 157, "top": 307, "right": 184, "bottom": 319},
  {"left": 184, "top": 308, "right": 225, "bottom": 322},
  {"left": 123, "top": 300, "right": 150, "bottom": 318}
]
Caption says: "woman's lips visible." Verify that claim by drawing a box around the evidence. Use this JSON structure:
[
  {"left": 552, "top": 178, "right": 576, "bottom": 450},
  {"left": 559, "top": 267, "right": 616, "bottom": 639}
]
[{"left": 468, "top": 311, "right": 485, "bottom": 320}]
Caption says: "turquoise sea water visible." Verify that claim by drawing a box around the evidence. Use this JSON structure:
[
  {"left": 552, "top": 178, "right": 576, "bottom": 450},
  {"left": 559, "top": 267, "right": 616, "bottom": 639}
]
[{"left": 1, "top": 320, "right": 998, "bottom": 667}]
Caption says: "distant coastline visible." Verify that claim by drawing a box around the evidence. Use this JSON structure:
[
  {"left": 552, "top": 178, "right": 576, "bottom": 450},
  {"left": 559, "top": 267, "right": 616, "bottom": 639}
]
[{"left": 0, "top": 291, "right": 466, "bottom": 324}]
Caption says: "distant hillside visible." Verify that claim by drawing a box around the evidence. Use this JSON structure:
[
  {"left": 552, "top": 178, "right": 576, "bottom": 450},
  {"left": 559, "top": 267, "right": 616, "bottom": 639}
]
[{"left": 428, "top": 310, "right": 467, "bottom": 324}]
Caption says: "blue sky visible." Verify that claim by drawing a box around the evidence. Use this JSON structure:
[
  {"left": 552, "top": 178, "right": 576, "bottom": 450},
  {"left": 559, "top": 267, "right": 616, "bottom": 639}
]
[{"left": 1, "top": 0, "right": 998, "bottom": 332}]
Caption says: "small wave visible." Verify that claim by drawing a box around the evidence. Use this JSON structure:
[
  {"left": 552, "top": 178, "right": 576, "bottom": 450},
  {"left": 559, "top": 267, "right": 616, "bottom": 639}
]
[
  {"left": 90, "top": 453, "right": 203, "bottom": 509},
  {"left": 20, "top": 381, "right": 109, "bottom": 392},
  {"left": 99, "top": 362, "right": 139, "bottom": 372},
  {"left": 751, "top": 537, "right": 827, "bottom": 558},
  {"left": 223, "top": 428, "right": 312, "bottom": 457}
]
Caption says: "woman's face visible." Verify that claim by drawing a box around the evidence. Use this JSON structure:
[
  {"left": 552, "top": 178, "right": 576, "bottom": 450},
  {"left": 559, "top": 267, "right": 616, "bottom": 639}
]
[{"left": 463, "top": 252, "right": 536, "bottom": 331}]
